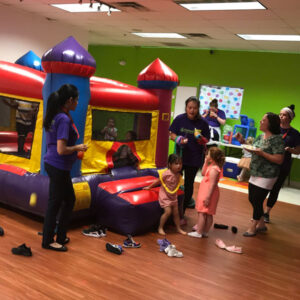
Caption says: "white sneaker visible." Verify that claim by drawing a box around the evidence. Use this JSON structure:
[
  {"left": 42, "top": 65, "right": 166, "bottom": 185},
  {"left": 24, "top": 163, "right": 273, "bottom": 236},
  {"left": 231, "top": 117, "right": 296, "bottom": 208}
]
[{"left": 188, "top": 231, "right": 203, "bottom": 238}]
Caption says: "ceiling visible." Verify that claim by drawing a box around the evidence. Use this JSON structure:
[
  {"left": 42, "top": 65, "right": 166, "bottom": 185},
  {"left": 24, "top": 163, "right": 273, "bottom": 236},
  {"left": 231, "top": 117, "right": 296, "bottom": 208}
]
[{"left": 1, "top": 0, "right": 300, "bottom": 53}]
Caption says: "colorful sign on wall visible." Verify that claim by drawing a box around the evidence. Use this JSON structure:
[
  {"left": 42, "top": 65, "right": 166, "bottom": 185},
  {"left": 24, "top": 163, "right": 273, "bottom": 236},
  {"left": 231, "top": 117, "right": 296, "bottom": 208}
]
[{"left": 199, "top": 85, "right": 244, "bottom": 119}]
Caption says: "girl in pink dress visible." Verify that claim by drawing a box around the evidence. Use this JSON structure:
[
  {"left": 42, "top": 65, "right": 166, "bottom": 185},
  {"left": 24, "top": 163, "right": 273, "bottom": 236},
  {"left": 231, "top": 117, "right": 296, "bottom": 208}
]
[
  {"left": 144, "top": 154, "right": 186, "bottom": 236},
  {"left": 188, "top": 147, "right": 225, "bottom": 238}
]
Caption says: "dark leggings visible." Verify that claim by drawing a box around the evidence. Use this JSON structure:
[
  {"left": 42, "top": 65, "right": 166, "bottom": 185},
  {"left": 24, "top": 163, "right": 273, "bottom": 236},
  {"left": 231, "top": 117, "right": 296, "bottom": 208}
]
[
  {"left": 42, "top": 163, "right": 75, "bottom": 247},
  {"left": 267, "top": 170, "right": 289, "bottom": 208},
  {"left": 248, "top": 183, "right": 269, "bottom": 221},
  {"left": 182, "top": 165, "right": 200, "bottom": 213}
]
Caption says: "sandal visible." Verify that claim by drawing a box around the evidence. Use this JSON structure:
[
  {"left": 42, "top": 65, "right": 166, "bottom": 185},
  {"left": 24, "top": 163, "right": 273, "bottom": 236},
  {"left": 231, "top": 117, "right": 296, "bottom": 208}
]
[
  {"left": 215, "top": 239, "right": 226, "bottom": 249},
  {"left": 243, "top": 231, "right": 256, "bottom": 237},
  {"left": 215, "top": 239, "right": 243, "bottom": 254}
]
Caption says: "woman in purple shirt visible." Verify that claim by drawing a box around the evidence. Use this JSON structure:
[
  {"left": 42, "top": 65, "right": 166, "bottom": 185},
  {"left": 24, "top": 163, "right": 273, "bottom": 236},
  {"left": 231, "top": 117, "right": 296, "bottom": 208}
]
[
  {"left": 202, "top": 99, "right": 226, "bottom": 141},
  {"left": 42, "top": 84, "right": 87, "bottom": 251},
  {"left": 169, "top": 96, "right": 210, "bottom": 221}
]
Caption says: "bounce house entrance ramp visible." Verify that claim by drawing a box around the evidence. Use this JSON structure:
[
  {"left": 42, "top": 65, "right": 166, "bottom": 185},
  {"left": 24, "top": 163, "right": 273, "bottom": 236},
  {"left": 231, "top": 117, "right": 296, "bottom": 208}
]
[{"left": 96, "top": 175, "right": 162, "bottom": 235}]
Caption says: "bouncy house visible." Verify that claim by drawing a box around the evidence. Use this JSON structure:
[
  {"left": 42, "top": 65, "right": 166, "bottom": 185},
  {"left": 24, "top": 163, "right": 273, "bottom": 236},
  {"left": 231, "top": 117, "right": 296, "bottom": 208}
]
[{"left": 0, "top": 36, "right": 181, "bottom": 235}]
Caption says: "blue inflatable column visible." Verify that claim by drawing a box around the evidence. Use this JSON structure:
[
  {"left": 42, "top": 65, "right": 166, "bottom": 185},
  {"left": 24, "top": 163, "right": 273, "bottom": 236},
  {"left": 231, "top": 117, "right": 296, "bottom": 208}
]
[{"left": 40, "top": 36, "right": 96, "bottom": 178}]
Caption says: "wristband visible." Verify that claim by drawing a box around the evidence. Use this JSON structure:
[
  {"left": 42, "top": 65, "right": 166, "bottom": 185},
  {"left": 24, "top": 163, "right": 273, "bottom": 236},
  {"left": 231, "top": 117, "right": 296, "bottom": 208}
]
[{"left": 175, "top": 135, "right": 183, "bottom": 146}]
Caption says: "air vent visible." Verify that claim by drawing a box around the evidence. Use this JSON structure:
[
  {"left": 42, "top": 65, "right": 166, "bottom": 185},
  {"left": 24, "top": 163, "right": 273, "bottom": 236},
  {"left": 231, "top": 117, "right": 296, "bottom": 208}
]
[
  {"left": 161, "top": 42, "right": 187, "bottom": 47},
  {"left": 185, "top": 33, "right": 212, "bottom": 39},
  {"left": 113, "top": 2, "right": 150, "bottom": 11}
]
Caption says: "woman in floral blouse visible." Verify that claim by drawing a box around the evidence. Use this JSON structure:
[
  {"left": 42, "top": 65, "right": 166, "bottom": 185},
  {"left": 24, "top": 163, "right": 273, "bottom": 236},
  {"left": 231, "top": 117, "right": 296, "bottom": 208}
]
[{"left": 236, "top": 113, "right": 284, "bottom": 237}]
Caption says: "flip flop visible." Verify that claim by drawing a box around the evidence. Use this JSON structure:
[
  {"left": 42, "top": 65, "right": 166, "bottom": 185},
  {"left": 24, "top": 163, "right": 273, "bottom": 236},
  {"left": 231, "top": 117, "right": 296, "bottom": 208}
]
[
  {"left": 215, "top": 239, "right": 226, "bottom": 249},
  {"left": 256, "top": 226, "right": 268, "bottom": 233},
  {"left": 243, "top": 231, "right": 256, "bottom": 237},
  {"left": 225, "top": 245, "right": 243, "bottom": 254}
]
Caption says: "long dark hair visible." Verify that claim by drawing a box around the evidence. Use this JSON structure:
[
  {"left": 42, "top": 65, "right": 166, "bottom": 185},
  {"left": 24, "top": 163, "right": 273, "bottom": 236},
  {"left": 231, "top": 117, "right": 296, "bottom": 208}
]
[
  {"left": 43, "top": 84, "right": 78, "bottom": 131},
  {"left": 266, "top": 112, "right": 281, "bottom": 135},
  {"left": 185, "top": 96, "right": 201, "bottom": 120}
]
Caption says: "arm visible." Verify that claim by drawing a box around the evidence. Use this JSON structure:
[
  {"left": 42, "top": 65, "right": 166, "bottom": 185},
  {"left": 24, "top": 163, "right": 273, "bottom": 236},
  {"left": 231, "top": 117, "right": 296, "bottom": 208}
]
[
  {"left": 201, "top": 156, "right": 211, "bottom": 176},
  {"left": 143, "top": 178, "right": 160, "bottom": 190},
  {"left": 203, "top": 168, "right": 219, "bottom": 207},
  {"left": 170, "top": 132, "right": 188, "bottom": 145},
  {"left": 57, "top": 139, "right": 87, "bottom": 156},
  {"left": 235, "top": 132, "right": 246, "bottom": 144},
  {"left": 254, "top": 150, "right": 284, "bottom": 165},
  {"left": 216, "top": 116, "right": 226, "bottom": 125},
  {"left": 285, "top": 145, "right": 300, "bottom": 155},
  {"left": 101, "top": 126, "right": 108, "bottom": 134},
  {"left": 202, "top": 110, "right": 209, "bottom": 118}
]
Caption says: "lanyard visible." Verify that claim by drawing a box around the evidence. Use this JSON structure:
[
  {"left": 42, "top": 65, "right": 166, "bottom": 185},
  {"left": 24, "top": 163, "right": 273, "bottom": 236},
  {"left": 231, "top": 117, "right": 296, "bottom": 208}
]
[{"left": 282, "top": 128, "right": 290, "bottom": 140}]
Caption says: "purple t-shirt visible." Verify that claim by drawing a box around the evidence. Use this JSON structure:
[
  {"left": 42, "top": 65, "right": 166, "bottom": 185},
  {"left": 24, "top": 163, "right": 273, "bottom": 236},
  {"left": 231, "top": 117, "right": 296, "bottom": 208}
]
[
  {"left": 169, "top": 113, "right": 210, "bottom": 167},
  {"left": 281, "top": 126, "right": 300, "bottom": 173},
  {"left": 204, "top": 109, "right": 226, "bottom": 127},
  {"left": 44, "top": 113, "right": 78, "bottom": 171}
]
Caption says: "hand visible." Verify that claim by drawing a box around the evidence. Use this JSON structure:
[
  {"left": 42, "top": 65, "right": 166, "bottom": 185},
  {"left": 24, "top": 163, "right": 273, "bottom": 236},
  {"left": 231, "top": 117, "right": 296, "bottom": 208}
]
[
  {"left": 77, "top": 144, "right": 88, "bottom": 152},
  {"left": 234, "top": 132, "right": 244, "bottom": 143},
  {"left": 203, "top": 198, "right": 210, "bottom": 207},
  {"left": 285, "top": 146, "right": 292, "bottom": 153},
  {"left": 181, "top": 138, "right": 188, "bottom": 144},
  {"left": 210, "top": 111, "right": 217, "bottom": 118}
]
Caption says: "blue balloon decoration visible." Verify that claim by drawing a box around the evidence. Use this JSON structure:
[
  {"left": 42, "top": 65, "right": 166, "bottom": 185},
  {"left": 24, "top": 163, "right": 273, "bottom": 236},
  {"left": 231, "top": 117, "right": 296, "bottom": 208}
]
[{"left": 15, "top": 50, "right": 43, "bottom": 71}]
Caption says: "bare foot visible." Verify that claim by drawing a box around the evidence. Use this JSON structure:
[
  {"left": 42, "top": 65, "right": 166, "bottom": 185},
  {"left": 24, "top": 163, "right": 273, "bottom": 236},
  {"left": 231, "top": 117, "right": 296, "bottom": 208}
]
[
  {"left": 177, "top": 228, "right": 187, "bottom": 235},
  {"left": 158, "top": 228, "right": 166, "bottom": 235}
]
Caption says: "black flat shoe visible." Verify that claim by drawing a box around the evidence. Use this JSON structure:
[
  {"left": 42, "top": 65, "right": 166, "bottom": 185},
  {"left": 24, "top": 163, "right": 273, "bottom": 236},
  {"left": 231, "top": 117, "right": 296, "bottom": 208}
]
[
  {"left": 12, "top": 243, "right": 32, "bottom": 256},
  {"left": 62, "top": 237, "right": 70, "bottom": 245},
  {"left": 0, "top": 226, "right": 4, "bottom": 236},
  {"left": 43, "top": 243, "right": 68, "bottom": 252}
]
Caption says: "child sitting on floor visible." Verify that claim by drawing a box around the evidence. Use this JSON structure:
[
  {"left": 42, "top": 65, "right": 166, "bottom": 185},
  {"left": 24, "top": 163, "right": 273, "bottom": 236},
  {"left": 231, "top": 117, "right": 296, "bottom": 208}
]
[
  {"left": 188, "top": 147, "right": 225, "bottom": 238},
  {"left": 144, "top": 154, "right": 186, "bottom": 236}
]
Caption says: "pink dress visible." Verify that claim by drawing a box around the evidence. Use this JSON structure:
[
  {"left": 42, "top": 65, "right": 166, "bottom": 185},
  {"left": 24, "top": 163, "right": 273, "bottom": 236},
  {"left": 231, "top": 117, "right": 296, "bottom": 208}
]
[
  {"left": 196, "top": 164, "right": 221, "bottom": 215},
  {"left": 158, "top": 169, "right": 181, "bottom": 208}
]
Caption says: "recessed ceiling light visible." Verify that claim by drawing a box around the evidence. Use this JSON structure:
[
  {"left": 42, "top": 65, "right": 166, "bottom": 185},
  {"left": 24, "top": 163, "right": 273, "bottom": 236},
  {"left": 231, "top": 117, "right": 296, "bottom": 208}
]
[
  {"left": 237, "top": 34, "right": 300, "bottom": 41},
  {"left": 132, "top": 33, "right": 186, "bottom": 39},
  {"left": 179, "top": 1, "right": 265, "bottom": 11},
  {"left": 51, "top": 3, "right": 120, "bottom": 13}
]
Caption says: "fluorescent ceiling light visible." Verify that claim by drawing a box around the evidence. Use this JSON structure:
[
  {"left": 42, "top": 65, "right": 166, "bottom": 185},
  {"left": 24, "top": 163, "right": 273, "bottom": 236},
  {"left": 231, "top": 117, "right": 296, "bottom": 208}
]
[
  {"left": 180, "top": 1, "right": 265, "bottom": 11},
  {"left": 51, "top": 3, "right": 120, "bottom": 13},
  {"left": 132, "top": 33, "right": 186, "bottom": 39},
  {"left": 237, "top": 34, "right": 300, "bottom": 41}
]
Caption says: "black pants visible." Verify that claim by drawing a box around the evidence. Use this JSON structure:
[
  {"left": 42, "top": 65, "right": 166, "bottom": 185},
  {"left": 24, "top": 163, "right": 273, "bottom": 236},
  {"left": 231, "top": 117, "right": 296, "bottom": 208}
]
[
  {"left": 182, "top": 165, "right": 200, "bottom": 214},
  {"left": 267, "top": 170, "right": 289, "bottom": 209},
  {"left": 16, "top": 122, "right": 32, "bottom": 153},
  {"left": 42, "top": 163, "right": 75, "bottom": 247},
  {"left": 248, "top": 183, "right": 269, "bottom": 220}
]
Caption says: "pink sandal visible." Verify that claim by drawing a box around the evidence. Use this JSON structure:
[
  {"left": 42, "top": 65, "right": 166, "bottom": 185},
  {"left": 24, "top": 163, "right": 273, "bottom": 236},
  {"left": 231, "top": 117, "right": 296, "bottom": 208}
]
[{"left": 215, "top": 239, "right": 242, "bottom": 254}]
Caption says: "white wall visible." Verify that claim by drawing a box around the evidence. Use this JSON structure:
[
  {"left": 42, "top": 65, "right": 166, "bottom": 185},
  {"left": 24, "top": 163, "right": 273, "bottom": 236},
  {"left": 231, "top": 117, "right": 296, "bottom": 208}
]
[{"left": 0, "top": 4, "right": 89, "bottom": 63}]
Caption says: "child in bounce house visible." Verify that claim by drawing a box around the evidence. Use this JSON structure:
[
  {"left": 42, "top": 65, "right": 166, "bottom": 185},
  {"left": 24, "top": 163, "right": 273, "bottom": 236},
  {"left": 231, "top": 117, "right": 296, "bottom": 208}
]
[
  {"left": 101, "top": 117, "right": 118, "bottom": 141},
  {"left": 188, "top": 147, "right": 225, "bottom": 238},
  {"left": 144, "top": 154, "right": 186, "bottom": 236}
]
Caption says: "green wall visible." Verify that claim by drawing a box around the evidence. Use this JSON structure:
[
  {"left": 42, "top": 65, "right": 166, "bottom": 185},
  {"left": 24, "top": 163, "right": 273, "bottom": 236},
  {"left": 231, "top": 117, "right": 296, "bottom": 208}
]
[{"left": 88, "top": 45, "right": 300, "bottom": 181}]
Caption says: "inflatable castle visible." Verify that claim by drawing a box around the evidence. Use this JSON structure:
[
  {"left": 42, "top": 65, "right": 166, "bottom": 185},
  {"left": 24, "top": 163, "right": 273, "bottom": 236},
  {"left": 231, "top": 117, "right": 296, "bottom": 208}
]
[{"left": 0, "top": 37, "right": 182, "bottom": 235}]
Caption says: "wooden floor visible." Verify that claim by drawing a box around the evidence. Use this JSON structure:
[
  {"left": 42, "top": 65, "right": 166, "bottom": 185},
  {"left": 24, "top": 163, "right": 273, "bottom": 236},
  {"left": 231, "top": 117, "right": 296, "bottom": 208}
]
[{"left": 0, "top": 184, "right": 300, "bottom": 300}]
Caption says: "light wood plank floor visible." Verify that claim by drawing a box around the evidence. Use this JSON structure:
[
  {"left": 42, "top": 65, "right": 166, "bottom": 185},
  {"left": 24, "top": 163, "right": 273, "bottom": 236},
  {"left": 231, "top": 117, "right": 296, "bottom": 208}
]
[{"left": 0, "top": 184, "right": 299, "bottom": 300}]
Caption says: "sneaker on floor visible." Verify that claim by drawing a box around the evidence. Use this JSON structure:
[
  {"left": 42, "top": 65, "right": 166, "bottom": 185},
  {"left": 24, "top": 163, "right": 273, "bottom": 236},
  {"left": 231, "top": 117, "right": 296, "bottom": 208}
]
[
  {"left": 123, "top": 236, "right": 141, "bottom": 248},
  {"left": 12, "top": 243, "right": 32, "bottom": 256},
  {"left": 157, "top": 238, "right": 171, "bottom": 252},
  {"left": 106, "top": 243, "right": 123, "bottom": 255},
  {"left": 188, "top": 231, "right": 203, "bottom": 238},
  {"left": 82, "top": 225, "right": 106, "bottom": 238},
  {"left": 264, "top": 213, "right": 270, "bottom": 223}
]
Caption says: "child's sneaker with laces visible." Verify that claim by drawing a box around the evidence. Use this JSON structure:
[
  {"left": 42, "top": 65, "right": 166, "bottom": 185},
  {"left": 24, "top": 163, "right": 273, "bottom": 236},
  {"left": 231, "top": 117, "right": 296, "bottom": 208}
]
[
  {"left": 157, "top": 238, "right": 171, "bottom": 252},
  {"left": 123, "top": 235, "right": 141, "bottom": 248},
  {"left": 106, "top": 243, "right": 123, "bottom": 255},
  {"left": 82, "top": 225, "right": 106, "bottom": 238}
]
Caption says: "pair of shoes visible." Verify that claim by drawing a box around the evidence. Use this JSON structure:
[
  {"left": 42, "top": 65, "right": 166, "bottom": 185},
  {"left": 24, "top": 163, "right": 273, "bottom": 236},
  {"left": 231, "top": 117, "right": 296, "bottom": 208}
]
[
  {"left": 215, "top": 239, "right": 242, "bottom": 254},
  {"left": 43, "top": 242, "right": 68, "bottom": 252},
  {"left": 12, "top": 243, "right": 32, "bottom": 256},
  {"left": 214, "top": 223, "right": 229, "bottom": 230},
  {"left": 106, "top": 243, "right": 123, "bottom": 255},
  {"left": 243, "top": 231, "right": 256, "bottom": 237},
  {"left": 231, "top": 226, "right": 238, "bottom": 234},
  {"left": 264, "top": 213, "right": 270, "bottom": 223},
  {"left": 82, "top": 225, "right": 107, "bottom": 238},
  {"left": 164, "top": 244, "right": 183, "bottom": 258},
  {"left": 0, "top": 226, "right": 4, "bottom": 236},
  {"left": 123, "top": 235, "right": 141, "bottom": 248},
  {"left": 188, "top": 231, "right": 203, "bottom": 238},
  {"left": 256, "top": 226, "right": 268, "bottom": 233},
  {"left": 157, "top": 238, "right": 171, "bottom": 252}
]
